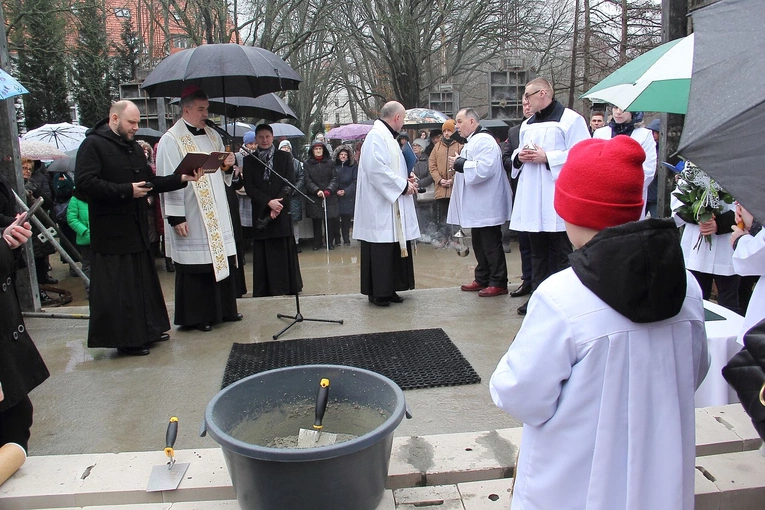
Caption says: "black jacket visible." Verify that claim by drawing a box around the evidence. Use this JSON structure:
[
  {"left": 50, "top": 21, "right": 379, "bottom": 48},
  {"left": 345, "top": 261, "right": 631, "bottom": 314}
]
[
  {"left": 242, "top": 148, "right": 294, "bottom": 239},
  {"left": 0, "top": 234, "right": 49, "bottom": 413},
  {"left": 75, "top": 120, "right": 186, "bottom": 254},
  {"left": 303, "top": 146, "right": 338, "bottom": 219}
]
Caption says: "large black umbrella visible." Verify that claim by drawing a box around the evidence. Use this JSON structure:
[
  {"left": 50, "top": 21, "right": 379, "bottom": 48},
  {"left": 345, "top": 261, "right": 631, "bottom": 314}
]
[
  {"left": 141, "top": 44, "right": 301, "bottom": 99},
  {"left": 169, "top": 94, "right": 297, "bottom": 121},
  {"left": 677, "top": 0, "right": 765, "bottom": 221},
  {"left": 135, "top": 127, "right": 164, "bottom": 144}
]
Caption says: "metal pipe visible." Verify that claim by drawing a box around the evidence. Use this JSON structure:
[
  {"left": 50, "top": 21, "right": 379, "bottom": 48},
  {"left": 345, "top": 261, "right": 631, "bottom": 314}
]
[{"left": 13, "top": 191, "right": 90, "bottom": 286}]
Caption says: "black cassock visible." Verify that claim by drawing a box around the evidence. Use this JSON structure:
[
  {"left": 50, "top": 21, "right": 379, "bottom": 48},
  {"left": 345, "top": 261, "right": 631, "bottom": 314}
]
[
  {"left": 75, "top": 121, "right": 187, "bottom": 348},
  {"left": 243, "top": 148, "right": 303, "bottom": 297},
  {"left": 359, "top": 240, "right": 415, "bottom": 299},
  {"left": 173, "top": 255, "right": 239, "bottom": 326}
]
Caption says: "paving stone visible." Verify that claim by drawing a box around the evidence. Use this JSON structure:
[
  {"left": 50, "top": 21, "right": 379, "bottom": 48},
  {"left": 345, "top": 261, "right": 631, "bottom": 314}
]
[{"left": 458, "top": 478, "right": 513, "bottom": 509}]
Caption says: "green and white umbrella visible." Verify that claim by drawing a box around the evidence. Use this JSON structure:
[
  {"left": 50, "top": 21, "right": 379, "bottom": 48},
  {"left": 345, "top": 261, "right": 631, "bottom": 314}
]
[{"left": 582, "top": 34, "right": 694, "bottom": 114}]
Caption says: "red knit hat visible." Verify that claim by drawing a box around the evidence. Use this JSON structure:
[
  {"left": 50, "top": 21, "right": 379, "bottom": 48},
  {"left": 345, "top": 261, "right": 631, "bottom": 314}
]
[{"left": 554, "top": 135, "right": 645, "bottom": 230}]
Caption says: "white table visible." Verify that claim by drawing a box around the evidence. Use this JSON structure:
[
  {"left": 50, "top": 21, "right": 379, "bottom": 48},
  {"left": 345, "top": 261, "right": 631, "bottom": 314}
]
[{"left": 695, "top": 300, "right": 745, "bottom": 408}]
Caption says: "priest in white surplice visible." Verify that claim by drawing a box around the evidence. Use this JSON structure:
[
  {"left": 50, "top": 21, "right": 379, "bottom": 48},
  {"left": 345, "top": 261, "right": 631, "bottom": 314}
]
[
  {"left": 156, "top": 86, "right": 242, "bottom": 331},
  {"left": 353, "top": 101, "right": 420, "bottom": 307}
]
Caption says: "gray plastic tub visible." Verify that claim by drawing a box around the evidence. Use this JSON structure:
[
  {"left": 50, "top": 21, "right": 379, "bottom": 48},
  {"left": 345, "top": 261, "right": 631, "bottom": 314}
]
[{"left": 204, "top": 364, "right": 407, "bottom": 510}]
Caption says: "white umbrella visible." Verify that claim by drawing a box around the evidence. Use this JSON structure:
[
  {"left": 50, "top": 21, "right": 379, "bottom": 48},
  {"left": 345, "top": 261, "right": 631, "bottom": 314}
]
[
  {"left": 23, "top": 122, "right": 89, "bottom": 152},
  {"left": 19, "top": 139, "right": 68, "bottom": 160},
  {"left": 225, "top": 121, "right": 256, "bottom": 138}
]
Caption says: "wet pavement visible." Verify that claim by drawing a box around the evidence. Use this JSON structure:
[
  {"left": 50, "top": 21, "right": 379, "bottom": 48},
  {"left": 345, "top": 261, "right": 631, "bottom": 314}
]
[{"left": 26, "top": 235, "right": 528, "bottom": 456}]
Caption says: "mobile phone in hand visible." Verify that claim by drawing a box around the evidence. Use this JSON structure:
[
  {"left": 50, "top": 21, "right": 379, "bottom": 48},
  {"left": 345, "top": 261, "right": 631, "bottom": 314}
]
[{"left": 139, "top": 182, "right": 154, "bottom": 189}]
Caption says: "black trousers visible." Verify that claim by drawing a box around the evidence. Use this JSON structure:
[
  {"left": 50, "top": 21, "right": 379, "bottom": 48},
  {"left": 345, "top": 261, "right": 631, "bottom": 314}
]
[
  {"left": 0, "top": 396, "right": 33, "bottom": 453},
  {"left": 691, "top": 271, "right": 742, "bottom": 315},
  {"left": 472, "top": 225, "right": 508, "bottom": 288},
  {"left": 339, "top": 214, "right": 352, "bottom": 243},
  {"left": 312, "top": 218, "right": 339, "bottom": 247},
  {"left": 528, "top": 231, "right": 572, "bottom": 291}
]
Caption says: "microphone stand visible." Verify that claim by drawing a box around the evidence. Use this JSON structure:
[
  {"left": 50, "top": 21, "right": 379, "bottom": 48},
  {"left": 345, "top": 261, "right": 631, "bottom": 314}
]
[{"left": 205, "top": 120, "right": 344, "bottom": 339}]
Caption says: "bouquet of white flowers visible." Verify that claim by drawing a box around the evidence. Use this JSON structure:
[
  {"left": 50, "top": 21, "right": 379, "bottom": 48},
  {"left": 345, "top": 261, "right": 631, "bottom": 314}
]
[{"left": 672, "top": 160, "right": 734, "bottom": 250}]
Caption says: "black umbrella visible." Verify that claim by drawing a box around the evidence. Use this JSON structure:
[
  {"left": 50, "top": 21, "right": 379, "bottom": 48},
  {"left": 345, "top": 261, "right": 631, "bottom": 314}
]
[
  {"left": 677, "top": 0, "right": 765, "bottom": 221},
  {"left": 135, "top": 127, "right": 164, "bottom": 144},
  {"left": 169, "top": 94, "right": 297, "bottom": 121},
  {"left": 140, "top": 44, "right": 302, "bottom": 99}
]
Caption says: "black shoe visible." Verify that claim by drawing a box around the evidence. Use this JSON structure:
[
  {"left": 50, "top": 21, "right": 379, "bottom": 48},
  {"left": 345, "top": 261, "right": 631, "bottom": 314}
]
[
  {"left": 118, "top": 345, "right": 150, "bottom": 356},
  {"left": 223, "top": 313, "right": 244, "bottom": 322},
  {"left": 312, "top": 245, "right": 321, "bottom": 251},
  {"left": 517, "top": 301, "right": 528, "bottom": 316},
  {"left": 69, "top": 268, "right": 79, "bottom": 277},
  {"left": 510, "top": 281, "right": 532, "bottom": 298},
  {"left": 344, "top": 241, "right": 351, "bottom": 246},
  {"left": 41, "top": 275, "right": 58, "bottom": 284},
  {"left": 296, "top": 247, "right": 302, "bottom": 253},
  {"left": 328, "top": 243, "right": 335, "bottom": 250},
  {"left": 165, "top": 258, "right": 175, "bottom": 272},
  {"left": 195, "top": 322, "right": 212, "bottom": 332},
  {"left": 368, "top": 296, "right": 391, "bottom": 307},
  {"left": 150, "top": 333, "right": 170, "bottom": 344},
  {"left": 390, "top": 293, "right": 404, "bottom": 303}
]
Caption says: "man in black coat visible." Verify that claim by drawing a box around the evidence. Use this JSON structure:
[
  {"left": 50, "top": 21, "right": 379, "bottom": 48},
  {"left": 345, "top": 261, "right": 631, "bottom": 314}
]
[
  {"left": 75, "top": 100, "right": 201, "bottom": 356},
  {"left": 242, "top": 124, "right": 302, "bottom": 297},
  {"left": 0, "top": 177, "right": 49, "bottom": 455}
]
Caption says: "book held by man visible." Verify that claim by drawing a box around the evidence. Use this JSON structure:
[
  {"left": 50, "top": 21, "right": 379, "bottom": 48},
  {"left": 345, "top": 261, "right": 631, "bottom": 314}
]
[{"left": 174, "top": 152, "right": 230, "bottom": 176}]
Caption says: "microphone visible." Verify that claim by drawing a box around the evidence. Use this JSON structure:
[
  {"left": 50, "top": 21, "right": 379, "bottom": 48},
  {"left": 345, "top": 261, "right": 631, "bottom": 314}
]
[{"left": 204, "top": 119, "right": 234, "bottom": 142}]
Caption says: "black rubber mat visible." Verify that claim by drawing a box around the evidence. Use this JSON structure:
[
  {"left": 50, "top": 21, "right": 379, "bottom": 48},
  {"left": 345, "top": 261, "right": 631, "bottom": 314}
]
[{"left": 221, "top": 328, "right": 481, "bottom": 390}]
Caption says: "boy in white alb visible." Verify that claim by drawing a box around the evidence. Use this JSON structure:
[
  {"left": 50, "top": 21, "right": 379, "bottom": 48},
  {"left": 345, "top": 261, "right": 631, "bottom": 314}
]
[{"left": 490, "top": 135, "right": 709, "bottom": 510}]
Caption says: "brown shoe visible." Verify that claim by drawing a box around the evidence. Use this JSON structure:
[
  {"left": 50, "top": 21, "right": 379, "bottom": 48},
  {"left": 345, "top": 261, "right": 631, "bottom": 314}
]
[
  {"left": 460, "top": 281, "right": 487, "bottom": 292},
  {"left": 478, "top": 286, "right": 509, "bottom": 297}
]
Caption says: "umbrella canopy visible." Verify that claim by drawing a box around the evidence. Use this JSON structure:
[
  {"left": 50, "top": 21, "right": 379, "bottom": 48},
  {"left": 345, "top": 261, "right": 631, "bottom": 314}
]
[
  {"left": 170, "top": 93, "right": 296, "bottom": 121},
  {"left": 0, "top": 68, "right": 29, "bottom": 100},
  {"left": 403, "top": 108, "right": 449, "bottom": 129},
  {"left": 135, "top": 127, "right": 164, "bottom": 144},
  {"left": 46, "top": 148, "right": 78, "bottom": 175},
  {"left": 141, "top": 44, "right": 302, "bottom": 98},
  {"left": 678, "top": 0, "right": 765, "bottom": 222},
  {"left": 19, "top": 139, "right": 67, "bottom": 160},
  {"left": 581, "top": 34, "right": 694, "bottom": 114},
  {"left": 269, "top": 123, "right": 304, "bottom": 139},
  {"left": 326, "top": 123, "right": 373, "bottom": 140},
  {"left": 225, "top": 121, "right": 256, "bottom": 138},
  {"left": 22, "top": 122, "right": 88, "bottom": 152}
]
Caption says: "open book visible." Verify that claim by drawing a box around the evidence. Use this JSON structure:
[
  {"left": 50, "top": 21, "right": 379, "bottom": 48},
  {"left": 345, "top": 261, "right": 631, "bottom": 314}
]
[{"left": 174, "top": 151, "right": 230, "bottom": 176}]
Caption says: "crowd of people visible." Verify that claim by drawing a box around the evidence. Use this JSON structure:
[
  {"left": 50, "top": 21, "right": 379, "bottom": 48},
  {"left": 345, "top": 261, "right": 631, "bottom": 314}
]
[{"left": 3, "top": 77, "right": 765, "bottom": 508}]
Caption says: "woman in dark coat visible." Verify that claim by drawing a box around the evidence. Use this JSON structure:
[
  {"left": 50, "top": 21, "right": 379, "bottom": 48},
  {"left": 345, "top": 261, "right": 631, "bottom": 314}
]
[
  {"left": 333, "top": 144, "right": 357, "bottom": 246},
  {"left": 0, "top": 174, "right": 50, "bottom": 454},
  {"left": 303, "top": 140, "right": 339, "bottom": 250}
]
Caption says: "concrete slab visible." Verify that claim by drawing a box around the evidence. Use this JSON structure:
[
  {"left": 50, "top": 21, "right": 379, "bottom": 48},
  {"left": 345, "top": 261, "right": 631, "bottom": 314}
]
[
  {"left": 394, "top": 484, "right": 464, "bottom": 509},
  {"left": 705, "top": 405, "right": 765, "bottom": 452},
  {"left": 696, "top": 408, "right": 746, "bottom": 456},
  {"left": 695, "top": 466, "right": 722, "bottom": 510},
  {"left": 458, "top": 478, "right": 514, "bottom": 509},
  {"left": 696, "top": 450, "right": 765, "bottom": 509}
]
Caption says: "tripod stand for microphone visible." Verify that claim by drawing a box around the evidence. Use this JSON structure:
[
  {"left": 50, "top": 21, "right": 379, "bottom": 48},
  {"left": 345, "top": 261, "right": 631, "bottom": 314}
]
[{"left": 207, "top": 121, "right": 344, "bottom": 339}]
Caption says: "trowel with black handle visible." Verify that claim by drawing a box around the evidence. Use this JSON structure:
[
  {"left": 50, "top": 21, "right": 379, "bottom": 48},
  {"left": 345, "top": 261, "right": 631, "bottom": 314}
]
[
  {"left": 297, "top": 378, "right": 339, "bottom": 447},
  {"left": 146, "top": 417, "right": 190, "bottom": 492}
]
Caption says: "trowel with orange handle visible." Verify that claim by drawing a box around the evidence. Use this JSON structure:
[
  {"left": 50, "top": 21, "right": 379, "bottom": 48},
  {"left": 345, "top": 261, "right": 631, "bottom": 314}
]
[
  {"left": 146, "top": 417, "right": 190, "bottom": 492},
  {"left": 297, "top": 378, "right": 339, "bottom": 448}
]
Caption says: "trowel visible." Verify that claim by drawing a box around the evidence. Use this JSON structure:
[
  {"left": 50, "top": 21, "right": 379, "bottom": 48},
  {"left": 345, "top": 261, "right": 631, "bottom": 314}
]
[
  {"left": 146, "top": 417, "right": 190, "bottom": 492},
  {"left": 297, "top": 378, "right": 339, "bottom": 447}
]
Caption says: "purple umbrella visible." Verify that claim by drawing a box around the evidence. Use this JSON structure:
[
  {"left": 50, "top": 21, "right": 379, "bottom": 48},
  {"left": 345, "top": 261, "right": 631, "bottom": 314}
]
[{"left": 326, "top": 123, "right": 373, "bottom": 140}]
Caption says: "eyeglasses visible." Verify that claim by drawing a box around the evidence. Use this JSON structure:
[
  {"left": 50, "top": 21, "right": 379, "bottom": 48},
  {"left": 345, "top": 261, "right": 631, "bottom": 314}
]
[{"left": 523, "top": 90, "right": 542, "bottom": 101}]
